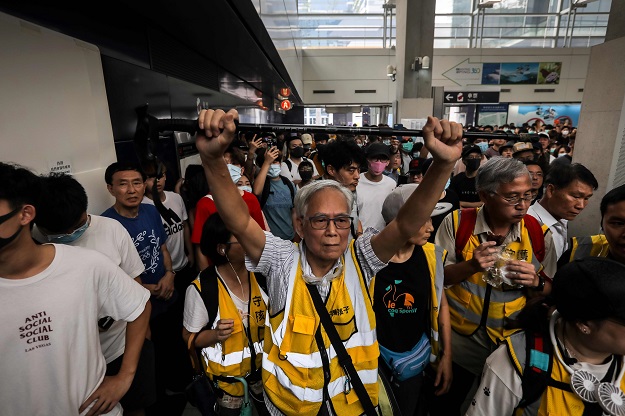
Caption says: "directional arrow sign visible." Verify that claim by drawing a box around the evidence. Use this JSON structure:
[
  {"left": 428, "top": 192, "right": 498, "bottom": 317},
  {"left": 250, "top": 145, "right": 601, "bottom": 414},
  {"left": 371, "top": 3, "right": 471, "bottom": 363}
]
[
  {"left": 445, "top": 94, "right": 454, "bottom": 101},
  {"left": 442, "top": 59, "right": 484, "bottom": 87}
]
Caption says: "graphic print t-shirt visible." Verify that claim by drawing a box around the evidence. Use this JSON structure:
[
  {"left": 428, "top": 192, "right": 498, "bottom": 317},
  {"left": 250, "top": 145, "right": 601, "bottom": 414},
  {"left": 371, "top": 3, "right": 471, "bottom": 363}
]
[
  {"left": 373, "top": 245, "right": 431, "bottom": 352},
  {"left": 102, "top": 204, "right": 168, "bottom": 284}
]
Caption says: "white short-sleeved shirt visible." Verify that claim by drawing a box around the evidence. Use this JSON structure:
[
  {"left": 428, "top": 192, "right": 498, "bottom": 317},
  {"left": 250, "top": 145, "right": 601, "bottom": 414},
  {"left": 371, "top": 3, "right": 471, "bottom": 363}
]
[
  {"left": 32, "top": 215, "right": 145, "bottom": 363},
  {"left": 0, "top": 244, "right": 150, "bottom": 416}
]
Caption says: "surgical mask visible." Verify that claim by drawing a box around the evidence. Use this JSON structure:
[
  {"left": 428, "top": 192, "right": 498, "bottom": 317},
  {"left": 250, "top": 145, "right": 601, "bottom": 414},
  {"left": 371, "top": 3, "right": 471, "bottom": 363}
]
[
  {"left": 268, "top": 164, "right": 281, "bottom": 178},
  {"left": 476, "top": 142, "right": 489, "bottom": 153},
  {"left": 227, "top": 164, "right": 242, "bottom": 183},
  {"left": 238, "top": 185, "right": 252, "bottom": 193},
  {"left": 0, "top": 207, "right": 22, "bottom": 251},
  {"left": 383, "top": 139, "right": 391, "bottom": 146},
  {"left": 45, "top": 216, "right": 91, "bottom": 244},
  {"left": 290, "top": 147, "right": 305, "bottom": 158},
  {"left": 300, "top": 170, "right": 313, "bottom": 181},
  {"left": 401, "top": 142, "right": 413, "bottom": 152},
  {"left": 558, "top": 152, "right": 567, "bottom": 158},
  {"left": 368, "top": 161, "right": 387, "bottom": 176},
  {"left": 465, "top": 159, "right": 481, "bottom": 171},
  {"left": 549, "top": 148, "right": 556, "bottom": 154},
  {"left": 561, "top": 130, "right": 569, "bottom": 137},
  {"left": 445, "top": 178, "right": 451, "bottom": 190}
]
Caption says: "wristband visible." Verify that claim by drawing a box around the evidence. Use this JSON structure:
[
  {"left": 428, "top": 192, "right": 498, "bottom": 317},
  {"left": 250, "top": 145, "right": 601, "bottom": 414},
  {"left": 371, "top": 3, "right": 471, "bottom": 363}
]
[
  {"left": 166, "top": 269, "right": 176, "bottom": 275},
  {"left": 532, "top": 275, "right": 545, "bottom": 291}
]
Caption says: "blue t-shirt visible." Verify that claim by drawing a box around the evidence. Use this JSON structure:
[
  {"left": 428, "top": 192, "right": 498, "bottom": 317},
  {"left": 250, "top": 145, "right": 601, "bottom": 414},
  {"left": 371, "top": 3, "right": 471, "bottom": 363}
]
[
  {"left": 264, "top": 179, "right": 295, "bottom": 240},
  {"left": 102, "top": 204, "right": 168, "bottom": 284}
]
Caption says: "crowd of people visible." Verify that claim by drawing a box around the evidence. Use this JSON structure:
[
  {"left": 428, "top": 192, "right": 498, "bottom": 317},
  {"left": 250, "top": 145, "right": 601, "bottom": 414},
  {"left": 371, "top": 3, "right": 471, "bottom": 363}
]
[{"left": 3, "top": 109, "right": 625, "bottom": 416}]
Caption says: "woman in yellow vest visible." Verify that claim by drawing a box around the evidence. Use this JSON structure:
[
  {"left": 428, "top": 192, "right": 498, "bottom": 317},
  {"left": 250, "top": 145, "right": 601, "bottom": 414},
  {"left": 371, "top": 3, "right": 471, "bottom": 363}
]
[
  {"left": 373, "top": 183, "right": 453, "bottom": 416},
  {"left": 467, "top": 257, "right": 625, "bottom": 416},
  {"left": 182, "top": 213, "right": 269, "bottom": 415}
]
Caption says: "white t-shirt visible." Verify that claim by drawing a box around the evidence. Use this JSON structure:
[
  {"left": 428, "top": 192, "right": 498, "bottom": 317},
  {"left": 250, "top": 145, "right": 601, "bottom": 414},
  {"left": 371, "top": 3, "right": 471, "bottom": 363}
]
[
  {"left": 356, "top": 174, "right": 397, "bottom": 231},
  {"left": 0, "top": 244, "right": 150, "bottom": 416},
  {"left": 280, "top": 157, "right": 319, "bottom": 182},
  {"left": 142, "top": 191, "right": 189, "bottom": 271},
  {"left": 32, "top": 215, "right": 145, "bottom": 363}
]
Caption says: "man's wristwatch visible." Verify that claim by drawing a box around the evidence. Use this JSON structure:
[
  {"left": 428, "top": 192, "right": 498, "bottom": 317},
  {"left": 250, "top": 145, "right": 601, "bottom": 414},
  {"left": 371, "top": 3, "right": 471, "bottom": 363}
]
[{"left": 533, "top": 275, "right": 545, "bottom": 291}]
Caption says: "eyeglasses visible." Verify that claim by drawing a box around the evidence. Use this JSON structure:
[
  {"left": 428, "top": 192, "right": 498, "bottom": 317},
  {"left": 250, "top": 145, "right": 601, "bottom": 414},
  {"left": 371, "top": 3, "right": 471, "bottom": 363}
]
[
  {"left": 491, "top": 191, "right": 534, "bottom": 206},
  {"left": 307, "top": 215, "right": 353, "bottom": 230}
]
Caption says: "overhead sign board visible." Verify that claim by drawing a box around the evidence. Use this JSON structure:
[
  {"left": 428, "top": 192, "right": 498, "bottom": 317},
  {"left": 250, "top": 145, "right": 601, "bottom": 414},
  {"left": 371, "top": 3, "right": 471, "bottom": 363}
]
[
  {"left": 444, "top": 91, "right": 500, "bottom": 104},
  {"left": 280, "top": 87, "right": 291, "bottom": 97}
]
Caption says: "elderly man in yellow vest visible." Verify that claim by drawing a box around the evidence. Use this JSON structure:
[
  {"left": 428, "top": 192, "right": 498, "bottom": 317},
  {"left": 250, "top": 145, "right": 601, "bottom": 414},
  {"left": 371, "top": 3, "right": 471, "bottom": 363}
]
[
  {"left": 431, "top": 157, "right": 557, "bottom": 415},
  {"left": 194, "top": 108, "right": 463, "bottom": 416}
]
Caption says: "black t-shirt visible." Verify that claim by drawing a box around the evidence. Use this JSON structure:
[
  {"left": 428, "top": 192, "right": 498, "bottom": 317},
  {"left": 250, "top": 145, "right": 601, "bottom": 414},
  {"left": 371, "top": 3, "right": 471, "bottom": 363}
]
[
  {"left": 429, "top": 189, "right": 460, "bottom": 244},
  {"left": 448, "top": 172, "right": 480, "bottom": 203},
  {"left": 373, "top": 245, "right": 431, "bottom": 352}
]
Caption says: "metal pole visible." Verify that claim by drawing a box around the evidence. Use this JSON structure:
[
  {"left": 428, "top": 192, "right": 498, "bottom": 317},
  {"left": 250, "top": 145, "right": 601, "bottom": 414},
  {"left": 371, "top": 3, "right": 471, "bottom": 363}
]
[
  {"left": 564, "top": 0, "right": 573, "bottom": 47},
  {"left": 569, "top": 7, "right": 578, "bottom": 47}
]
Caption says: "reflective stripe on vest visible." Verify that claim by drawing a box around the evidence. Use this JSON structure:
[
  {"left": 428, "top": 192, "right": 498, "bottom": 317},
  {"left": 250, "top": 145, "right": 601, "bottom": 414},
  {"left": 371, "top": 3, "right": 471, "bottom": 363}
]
[
  {"left": 424, "top": 243, "right": 446, "bottom": 364},
  {"left": 262, "top": 241, "right": 379, "bottom": 415},
  {"left": 192, "top": 273, "right": 267, "bottom": 396},
  {"left": 507, "top": 332, "right": 625, "bottom": 416},
  {"left": 446, "top": 210, "right": 542, "bottom": 343},
  {"left": 569, "top": 234, "right": 609, "bottom": 261}
]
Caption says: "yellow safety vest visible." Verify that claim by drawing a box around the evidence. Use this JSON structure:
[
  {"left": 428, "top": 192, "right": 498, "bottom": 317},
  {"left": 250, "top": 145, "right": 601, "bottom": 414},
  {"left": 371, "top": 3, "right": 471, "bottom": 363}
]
[
  {"left": 506, "top": 332, "right": 625, "bottom": 416},
  {"left": 369, "top": 243, "right": 446, "bottom": 366},
  {"left": 567, "top": 234, "right": 609, "bottom": 261},
  {"left": 192, "top": 272, "right": 267, "bottom": 397},
  {"left": 445, "top": 209, "right": 547, "bottom": 344},
  {"left": 262, "top": 241, "right": 379, "bottom": 415}
]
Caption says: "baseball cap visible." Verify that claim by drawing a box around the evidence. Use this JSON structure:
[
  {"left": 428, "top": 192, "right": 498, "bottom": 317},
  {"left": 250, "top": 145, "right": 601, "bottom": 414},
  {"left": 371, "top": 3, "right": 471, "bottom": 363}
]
[
  {"left": 382, "top": 184, "right": 438, "bottom": 224},
  {"left": 499, "top": 141, "right": 515, "bottom": 154},
  {"left": 512, "top": 141, "right": 534, "bottom": 155},
  {"left": 461, "top": 144, "right": 482, "bottom": 159},
  {"left": 553, "top": 257, "right": 625, "bottom": 323},
  {"left": 408, "top": 158, "right": 427, "bottom": 175},
  {"left": 365, "top": 142, "right": 391, "bottom": 159},
  {"left": 538, "top": 132, "right": 550, "bottom": 140},
  {"left": 301, "top": 133, "right": 313, "bottom": 145}
]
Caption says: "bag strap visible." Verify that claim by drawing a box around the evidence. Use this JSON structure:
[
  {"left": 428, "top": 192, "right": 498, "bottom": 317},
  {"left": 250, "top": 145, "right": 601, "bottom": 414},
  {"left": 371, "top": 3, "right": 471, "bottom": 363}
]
[
  {"left": 523, "top": 214, "right": 545, "bottom": 263},
  {"left": 518, "top": 331, "right": 553, "bottom": 407},
  {"left": 187, "top": 332, "right": 206, "bottom": 377},
  {"left": 305, "top": 283, "right": 378, "bottom": 416},
  {"left": 198, "top": 267, "right": 219, "bottom": 330},
  {"left": 454, "top": 208, "right": 478, "bottom": 261}
]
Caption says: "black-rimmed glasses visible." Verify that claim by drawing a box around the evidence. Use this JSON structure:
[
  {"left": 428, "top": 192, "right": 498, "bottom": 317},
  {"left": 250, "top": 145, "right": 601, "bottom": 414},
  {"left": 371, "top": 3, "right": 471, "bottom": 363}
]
[{"left": 307, "top": 215, "right": 353, "bottom": 230}]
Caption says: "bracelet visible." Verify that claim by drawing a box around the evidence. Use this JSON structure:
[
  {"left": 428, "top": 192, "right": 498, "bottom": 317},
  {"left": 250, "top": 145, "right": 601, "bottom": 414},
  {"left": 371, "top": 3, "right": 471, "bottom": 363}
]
[
  {"left": 532, "top": 275, "right": 545, "bottom": 291},
  {"left": 166, "top": 269, "right": 176, "bottom": 275}
]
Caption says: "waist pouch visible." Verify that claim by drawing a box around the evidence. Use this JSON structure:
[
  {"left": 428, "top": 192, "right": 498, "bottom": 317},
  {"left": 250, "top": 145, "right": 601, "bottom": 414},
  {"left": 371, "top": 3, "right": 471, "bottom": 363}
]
[{"left": 379, "top": 332, "right": 431, "bottom": 382}]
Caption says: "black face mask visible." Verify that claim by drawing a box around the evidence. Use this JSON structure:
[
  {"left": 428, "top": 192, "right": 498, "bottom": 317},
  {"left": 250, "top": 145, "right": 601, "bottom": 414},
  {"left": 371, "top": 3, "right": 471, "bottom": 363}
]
[
  {"left": 300, "top": 171, "right": 313, "bottom": 181},
  {"left": 465, "top": 159, "right": 481, "bottom": 171},
  {"left": 290, "top": 147, "right": 305, "bottom": 158},
  {"left": 315, "top": 143, "right": 326, "bottom": 152},
  {"left": 0, "top": 207, "right": 23, "bottom": 251}
]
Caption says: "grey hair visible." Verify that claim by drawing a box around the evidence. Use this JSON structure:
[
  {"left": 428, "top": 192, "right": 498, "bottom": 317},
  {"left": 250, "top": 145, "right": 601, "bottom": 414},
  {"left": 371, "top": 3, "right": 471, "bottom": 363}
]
[
  {"left": 475, "top": 157, "right": 530, "bottom": 194},
  {"left": 294, "top": 179, "right": 353, "bottom": 218}
]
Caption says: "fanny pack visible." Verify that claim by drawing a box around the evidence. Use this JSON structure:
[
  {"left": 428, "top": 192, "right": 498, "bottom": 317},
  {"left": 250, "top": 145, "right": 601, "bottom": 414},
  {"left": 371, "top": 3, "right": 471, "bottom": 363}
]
[{"left": 379, "top": 332, "right": 431, "bottom": 382}]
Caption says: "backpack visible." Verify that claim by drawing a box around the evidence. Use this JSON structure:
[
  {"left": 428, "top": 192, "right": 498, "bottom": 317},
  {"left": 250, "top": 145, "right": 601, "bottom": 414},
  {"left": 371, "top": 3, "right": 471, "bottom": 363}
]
[
  {"left": 259, "top": 175, "right": 295, "bottom": 209},
  {"left": 454, "top": 208, "right": 546, "bottom": 270}
]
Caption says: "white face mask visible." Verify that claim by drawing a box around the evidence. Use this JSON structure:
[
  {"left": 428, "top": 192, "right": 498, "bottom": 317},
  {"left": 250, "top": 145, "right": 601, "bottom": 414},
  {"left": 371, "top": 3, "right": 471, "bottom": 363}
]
[
  {"left": 558, "top": 152, "right": 567, "bottom": 158},
  {"left": 268, "top": 164, "right": 281, "bottom": 178},
  {"left": 238, "top": 185, "right": 252, "bottom": 193},
  {"left": 227, "top": 164, "right": 242, "bottom": 183}
]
